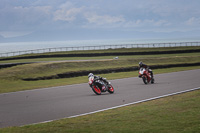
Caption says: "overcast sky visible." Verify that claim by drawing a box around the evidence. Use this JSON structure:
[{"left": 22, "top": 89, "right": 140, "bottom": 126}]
[{"left": 0, "top": 0, "right": 200, "bottom": 41}]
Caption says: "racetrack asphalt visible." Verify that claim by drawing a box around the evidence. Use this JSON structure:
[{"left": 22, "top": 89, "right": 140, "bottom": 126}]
[{"left": 0, "top": 69, "right": 200, "bottom": 128}]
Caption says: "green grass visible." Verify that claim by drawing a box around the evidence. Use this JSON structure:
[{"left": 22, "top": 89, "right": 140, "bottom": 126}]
[
  {"left": 1, "top": 88, "right": 199, "bottom": 133},
  {"left": 0, "top": 52, "right": 199, "bottom": 64},
  {"left": 1, "top": 53, "right": 200, "bottom": 79}
]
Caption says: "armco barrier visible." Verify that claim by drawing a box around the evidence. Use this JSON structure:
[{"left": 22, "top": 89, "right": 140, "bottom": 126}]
[
  {"left": 22, "top": 62, "right": 200, "bottom": 81},
  {"left": 1, "top": 49, "right": 200, "bottom": 61},
  {"left": 1, "top": 41, "right": 200, "bottom": 58}
]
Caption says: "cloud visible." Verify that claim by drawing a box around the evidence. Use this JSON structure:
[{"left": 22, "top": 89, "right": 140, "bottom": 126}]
[
  {"left": 84, "top": 12, "right": 125, "bottom": 25},
  {"left": 123, "top": 19, "right": 171, "bottom": 28},
  {"left": 0, "top": 31, "right": 32, "bottom": 38},
  {"left": 52, "top": 1, "right": 125, "bottom": 27},
  {"left": 185, "top": 17, "right": 200, "bottom": 26},
  {"left": 53, "top": 7, "right": 83, "bottom": 22},
  {"left": 0, "top": 5, "right": 52, "bottom": 31},
  {"left": 53, "top": 2, "right": 83, "bottom": 22},
  {"left": 1, "top": 0, "right": 200, "bottom": 40}
]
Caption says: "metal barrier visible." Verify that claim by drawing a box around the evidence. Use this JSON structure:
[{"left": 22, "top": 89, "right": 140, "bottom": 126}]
[{"left": 0, "top": 41, "right": 200, "bottom": 58}]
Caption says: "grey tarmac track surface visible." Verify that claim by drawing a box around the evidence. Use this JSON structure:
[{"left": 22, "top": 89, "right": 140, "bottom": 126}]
[{"left": 0, "top": 69, "right": 200, "bottom": 128}]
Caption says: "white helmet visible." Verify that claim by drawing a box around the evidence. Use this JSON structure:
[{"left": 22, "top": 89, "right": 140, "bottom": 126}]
[{"left": 88, "top": 73, "right": 94, "bottom": 78}]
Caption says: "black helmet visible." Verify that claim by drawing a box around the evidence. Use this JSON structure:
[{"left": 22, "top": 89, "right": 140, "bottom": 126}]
[{"left": 139, "top": 61, "right": 143, "bottom": 67}]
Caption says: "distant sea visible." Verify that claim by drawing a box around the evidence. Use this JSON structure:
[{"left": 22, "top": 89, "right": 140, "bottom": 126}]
[{"left": 0, "top": 38, "right": 200, "bottom": 53}]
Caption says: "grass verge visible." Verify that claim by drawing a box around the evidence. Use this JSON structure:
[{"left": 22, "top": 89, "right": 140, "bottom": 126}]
[
  {"left": 0, "top": 52, "right": 199, "bottom": 64},
  {"left": 1, "top": 87, "right": 199, "bottom": 133}
]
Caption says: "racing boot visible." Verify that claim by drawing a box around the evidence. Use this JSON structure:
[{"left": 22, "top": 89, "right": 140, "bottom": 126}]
[{"left": 151, "top": 74, "right": 154, "bottom": 84}]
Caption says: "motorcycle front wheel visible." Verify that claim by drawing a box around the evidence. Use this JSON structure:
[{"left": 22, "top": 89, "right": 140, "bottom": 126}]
[
  {"left": 92, "top": 85, "right": 101, "bottom": 95},
  {"left": 108, "top": 85, "right": 114, "bottom": 94},
  {"left": 142, "top": 76, "right": 148, "bottom": 84}
]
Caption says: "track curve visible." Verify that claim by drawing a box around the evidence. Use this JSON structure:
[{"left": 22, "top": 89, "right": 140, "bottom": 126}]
[{"left": 0, "top": 69, "right": 200, "bottom": 128}]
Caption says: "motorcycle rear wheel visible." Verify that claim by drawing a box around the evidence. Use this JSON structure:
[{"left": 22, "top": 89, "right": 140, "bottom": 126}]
[
  {"left": 108, "top": 85, "right": 114, "bottom": 94},
  {"left": 92, "top": 85, "right": 101, "bottom": 95}
]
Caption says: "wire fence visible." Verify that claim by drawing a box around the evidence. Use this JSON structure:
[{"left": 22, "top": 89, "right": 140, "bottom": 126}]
[{"left": 0, "top": 41, "right": 200, "bottom": 58}]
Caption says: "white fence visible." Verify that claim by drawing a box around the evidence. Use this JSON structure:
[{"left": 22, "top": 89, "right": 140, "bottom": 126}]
[{"left": 0, "top": 41, "right": 200, "bottom": 58}]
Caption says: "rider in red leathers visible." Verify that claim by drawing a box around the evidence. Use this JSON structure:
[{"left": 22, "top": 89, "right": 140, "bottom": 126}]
[{"left": 138, "top": 61, "right": 154, "bottom": 79}]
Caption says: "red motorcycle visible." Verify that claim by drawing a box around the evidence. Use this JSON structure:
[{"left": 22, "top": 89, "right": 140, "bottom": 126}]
[
  {"left": 139, "top": 67, "right": 154, "bottom": 84},
  {"left": 88, "top": 76, "right": 114, "bottom": 95}
]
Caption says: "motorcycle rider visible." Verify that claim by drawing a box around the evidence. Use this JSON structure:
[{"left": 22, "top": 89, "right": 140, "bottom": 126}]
[
  {"left": 138, "top": 61, "right": 154, "bottom": 78},
  {"left": 88, "top": 73, "right": 110, "bottom": 86}
]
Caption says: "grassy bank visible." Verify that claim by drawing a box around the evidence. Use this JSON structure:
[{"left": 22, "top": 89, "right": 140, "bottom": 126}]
[
  {"left": 0, "top": 52, "right": 199, "bottom": 64},
  {"left": 1, "top": 88, "right": 199, "bottom": 133}
]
